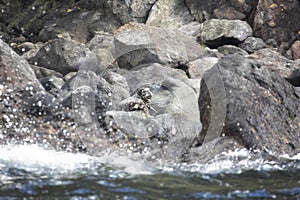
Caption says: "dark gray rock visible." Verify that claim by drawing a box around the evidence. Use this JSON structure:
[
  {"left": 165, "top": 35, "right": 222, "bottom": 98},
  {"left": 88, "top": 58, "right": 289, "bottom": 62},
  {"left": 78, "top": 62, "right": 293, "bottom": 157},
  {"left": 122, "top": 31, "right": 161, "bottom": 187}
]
[
  {"left": 104, "top": 110, "right": 201, "bottom": 160},
  {"left": 124, "top": 63, "right": 187, "bottom": 92},
  {"left": 87, "top": 32, "right": 115, "bottom": 72},
  {"left": 199, "top": 19, "right": 253, "bottom": 48},
  {"left": 218, "top": 45, "right": 248, "bottom": 56},
  {"left": 0, "top": 1, "right": 121, "bottom": 43},
  {"left": 109, "top": 0, "right": 157, "bottom": 24},
  {"left": 199, "top": 54, "right": 300, "bottom": 156},
  {"left": 24, "top": 91, "right": 62, "bottom": 117},
  {"left": 30, "top": 65, "right": 64, "bottom": 79},
  {"left": 253, "top": 0, "right": 300, "bottom": 45},
  {"left": 185, "top": 0, "right": 254, "bottom": 22},
  {"left": 189, "top": 57, "right": 219, "bottom": 79},
  {"left": 39, "top": 75, "right": 65, "bottom": 91},
  {"left": 30, "top": 38, "right": 99, "bottom": 75},
  {"left": 114, "top": 23, "right": 209, "bottom": 69},
  {"left": 146, "top": 0, "right": 194, "bottom": 28},
  {"left": 248, "top": 48, "right": 300, "bottom": 87},
  {"left": 239, "top": 37, "right": 266, "bottom": 53},
  {"left": 0, "top": 39, "right": 43, "bottom": 90}
]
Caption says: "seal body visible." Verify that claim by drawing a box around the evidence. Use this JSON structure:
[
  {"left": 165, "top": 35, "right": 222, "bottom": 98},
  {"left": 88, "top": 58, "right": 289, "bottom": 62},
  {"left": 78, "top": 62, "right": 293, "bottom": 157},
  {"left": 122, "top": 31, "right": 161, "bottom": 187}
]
[{"left": 119, "top": 87, "right": 154, "bottom": 115}]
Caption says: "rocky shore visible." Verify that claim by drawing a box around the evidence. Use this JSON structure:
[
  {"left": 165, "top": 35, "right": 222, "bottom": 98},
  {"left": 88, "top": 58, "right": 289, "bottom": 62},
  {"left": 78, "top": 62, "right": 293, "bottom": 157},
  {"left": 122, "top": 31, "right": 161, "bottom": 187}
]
[{"left": 0, "top": 0, "right": 299, "bottom": 164}]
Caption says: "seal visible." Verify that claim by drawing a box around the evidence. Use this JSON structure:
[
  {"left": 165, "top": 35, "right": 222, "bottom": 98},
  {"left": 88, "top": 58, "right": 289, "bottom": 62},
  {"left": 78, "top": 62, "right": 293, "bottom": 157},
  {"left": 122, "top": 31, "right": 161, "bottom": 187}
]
[{"left": 119, "top": 87, "right": 155, "bottom": 115}]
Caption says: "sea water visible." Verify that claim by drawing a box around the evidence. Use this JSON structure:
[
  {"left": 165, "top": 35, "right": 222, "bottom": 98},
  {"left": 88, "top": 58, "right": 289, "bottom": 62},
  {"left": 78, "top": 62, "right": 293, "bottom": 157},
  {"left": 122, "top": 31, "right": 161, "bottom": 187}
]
[{"left": 0, "top": 144, "right": 299, "bottom": 199}]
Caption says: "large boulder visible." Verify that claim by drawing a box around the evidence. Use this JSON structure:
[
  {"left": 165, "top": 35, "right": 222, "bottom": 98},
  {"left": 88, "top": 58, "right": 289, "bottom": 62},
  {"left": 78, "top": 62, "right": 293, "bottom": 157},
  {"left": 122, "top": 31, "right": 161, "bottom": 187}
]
[
  {"left": 114, "top": 23, "right": 209, "bottom": 69},
  {"left": 199, "top": 19, "right": 253, "bottom": 48},
  {"left": 199, "top": 54, "right": 300, "bottom": 156},
  {"left": 30, "top": 38, "right": 99, "bottom": 75},
  {"left": 146, "top": 0, "right": 194, "bottom": 28},
  {"left": 253, "top": 0, "right": 300, "bottom": 45},
  {"left": 0, "top": 39, "right": 42, "bottom": 90}
]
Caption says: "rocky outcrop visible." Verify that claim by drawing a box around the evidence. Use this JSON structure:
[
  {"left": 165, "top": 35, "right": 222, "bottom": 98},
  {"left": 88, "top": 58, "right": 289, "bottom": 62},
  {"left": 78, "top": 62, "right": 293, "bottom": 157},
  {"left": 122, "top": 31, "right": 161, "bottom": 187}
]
[
  {"left": 199, "top": 54, "right": 300, "bottom": 156},
  {"left": 1, "top": 0, "right": 300, "bottom": 164}
]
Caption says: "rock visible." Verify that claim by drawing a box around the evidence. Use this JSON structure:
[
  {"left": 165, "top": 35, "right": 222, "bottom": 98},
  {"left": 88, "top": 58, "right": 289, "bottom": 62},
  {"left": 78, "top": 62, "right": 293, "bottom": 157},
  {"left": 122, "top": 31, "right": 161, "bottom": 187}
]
[
  {"left": 217, "top": 45, "right": 248, "bottom": 56},
  {"left": 146, "top": 0, "right": 194, "bottom": 28},
  {"left": 253, "top": 0, "right": 300, "bottom": 45},
  {"left": 199, "top": 19, "right": 253, "bottom": 48},
  {"left": 0, "top": 1, "right": 121, "bottom": 43},
  {"left": 0, "top": 39, "right": 43, "bottom": 90},
  {"left": 199, "top": 54, "right": 300, "bottom": 156},
  {"left": 248, "top": 48, "right": 300, "bottom": 86},
  {"left": 64, "top": 72, "right": 77, "bottom": 81},
  {"left": 109, "top": 0, "right": 157, "bottom": 24},
  {"left": 39, "top": 75, "right": 65, "bottom": 91},
  {"left": 62, "top": 70, "right": 129, "bottom": 114},
  {"left": 291, "top": 40, "right": 300, "bottom": 60},
  {"left": 104, "top": 109, "right": 201, "bottom": 160},
  {"left": 124, "top": 63, "right": 187, "bottom": 92},
  {"left": 188, "top": 57, "right": 219, "bottom": 79},
  {"left": 114, "top": 23, "right": 209, "bottom": 69},
  {"left": 24, "top": 91, "right": 62, "bottom": 117},
  {"left": 185, "top": 0, "right": 254, "bottom": 22},
  {"left": 87, "top": 32, "right": 115, "bottom": 72},
  {"left": 30, "top": 38, "right": 99, "bottom": 75},
  {"left": 213, "top": 2, "right": 247, "bottom": 20},
  {"left": 239, "top": 37, "right": 266, "bottom": 53},
  {"left": 30, "top": 65, "right": 64, "bottom": 79},
  {"left": 179, "top": 21, "right": 201, "bottom": 37}
]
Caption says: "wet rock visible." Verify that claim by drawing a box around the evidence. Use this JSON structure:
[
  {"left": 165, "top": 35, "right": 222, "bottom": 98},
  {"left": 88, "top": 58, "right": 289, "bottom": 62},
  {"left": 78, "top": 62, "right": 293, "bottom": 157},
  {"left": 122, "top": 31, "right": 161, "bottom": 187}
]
[
  {"left": 114, "top": 23, "right": 209, "bottom": 69},
  {"left": 199, "top": 19, "right": 253, "bottom": 48},
  {"left": 104, "top": 109, "right": 201, "bottom": 160},
  {"left": 291, "top": 40, "right": 300, "bottom": 60},
  {"left": 0, "top": 39, "right": 43, "bottom": 90},
  {"left": 199, "top": 54, "right": 300, "bottom": 156},
  {"left": 24, "top": 91, "right": 62, "bottom": 118},
  {"left": 248, "top": 48, "right": 300, "bottom": 86},
  {"left": 30, "top": 38, "right": 99, "bottom": 75},
  {"left": 253, "top": 0, "right": 300, "bottom": 45},
  {"left": 239, "top": 37, "right": 266, "bottom": 53},
  {"left": 217, "top": 45, "right": 248, "bottom": 56},
  {"left": 185, "top": 0, "right": 254, "bottom": 22},
  {"left": 146, "top": 0, "right": 194, "bottom": 28}
]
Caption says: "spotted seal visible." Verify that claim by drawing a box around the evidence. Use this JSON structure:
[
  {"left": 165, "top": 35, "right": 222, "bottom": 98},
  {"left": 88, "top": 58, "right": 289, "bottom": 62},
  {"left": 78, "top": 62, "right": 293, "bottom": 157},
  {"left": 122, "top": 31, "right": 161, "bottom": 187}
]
[{"left": 119, "top": 87, "right": 155, "bottom": 115}]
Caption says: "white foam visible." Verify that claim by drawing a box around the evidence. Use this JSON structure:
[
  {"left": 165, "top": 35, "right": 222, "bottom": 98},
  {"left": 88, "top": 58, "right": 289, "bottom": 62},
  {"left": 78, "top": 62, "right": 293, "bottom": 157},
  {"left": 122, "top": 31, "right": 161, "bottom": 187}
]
[
  {"left": 0, "top": 145, "right": 299, "bottom": 178},
  {"left": 0, "top": 144, "right": 99, "bottom": 177}
]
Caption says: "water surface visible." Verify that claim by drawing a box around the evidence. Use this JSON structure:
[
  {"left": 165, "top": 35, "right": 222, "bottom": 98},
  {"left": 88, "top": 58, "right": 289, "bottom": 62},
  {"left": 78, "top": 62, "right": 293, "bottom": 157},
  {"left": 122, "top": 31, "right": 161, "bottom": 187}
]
[{"left": 0, "top": 145, "right": 299, "bottom": 199}]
